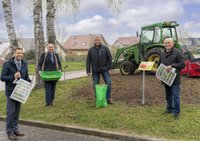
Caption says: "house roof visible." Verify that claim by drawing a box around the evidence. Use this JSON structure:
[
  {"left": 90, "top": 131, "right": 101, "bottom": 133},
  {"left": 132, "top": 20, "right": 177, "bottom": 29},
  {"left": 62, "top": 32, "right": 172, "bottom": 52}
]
[
  {"left": 63, "top": 34, "right": 108, "bottom": 51},
  {"left": 0, "top": 42, "right": 10, "bottom": 57},
  {"left": 18, "top": 38, "right": 35, "bottom": 51},
  {"left": 113, "top": 36, "right": 139, "bottom": 46},
  {"left": 0, "top": 38, "right": 35, "bottom": 52}
]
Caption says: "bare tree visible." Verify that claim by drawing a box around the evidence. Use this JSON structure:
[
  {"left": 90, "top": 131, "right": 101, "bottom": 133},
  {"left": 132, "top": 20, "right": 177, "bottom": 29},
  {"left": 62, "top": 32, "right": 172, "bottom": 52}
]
[
  {"left": 55, "top": 23, "right": 68, "bottom": 45},
  {"left": 46, "top": 0, "right": 80, "bottom": 47},
  {"left": 106, "top": 0, "right": 122, "bottom": 15},
  {"left": 46, "top": 0, "right": 121, "bottom": 48},
  {"left": 177, "top": 27, "right": 190, "bottom": 49},
  {"left": 2, "top": 0, "right": 18, "bottom": 54},
  {"left": 46, "top": 0, "right": 56, "bottom": 45},
  {"left": 33, "top": 0, "right": 45, "bottom": 87},
  {"left": 55, "top": 0, "right": 80, "bottom": 17}
]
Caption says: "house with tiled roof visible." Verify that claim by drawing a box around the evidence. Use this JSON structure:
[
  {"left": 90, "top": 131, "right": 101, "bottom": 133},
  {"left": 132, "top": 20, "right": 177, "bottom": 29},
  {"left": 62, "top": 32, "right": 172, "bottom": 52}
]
[
  {"left": 0, "top": 57, "right": 4, "bottom": 66},
  {"left": 63, "top": 34, "right": 108, "bottom": 56},
  {"left": 0, "top": 42, "right": 10, "bottom": 60},
  {"left": 112, "top": 36, "right": 139, "bottom": 48},
  {"left": 18, "top": 38, "right": 35, "bottom": 51}
]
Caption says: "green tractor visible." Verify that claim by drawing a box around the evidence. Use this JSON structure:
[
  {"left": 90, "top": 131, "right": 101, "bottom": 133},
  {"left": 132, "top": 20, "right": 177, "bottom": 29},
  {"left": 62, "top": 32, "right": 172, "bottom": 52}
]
[{"left": 112, "top": 21, "right": 183, "bottom": 75}]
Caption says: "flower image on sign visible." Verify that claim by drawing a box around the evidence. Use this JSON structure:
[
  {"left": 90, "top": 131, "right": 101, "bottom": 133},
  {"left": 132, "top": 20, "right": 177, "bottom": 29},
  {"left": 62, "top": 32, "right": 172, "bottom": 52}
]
[
  {"left": 10, "top": 78, "right": 34, "bottom": 104},
  {"left": 156, "top": 63, "right": 177, "bottom": 86},
  {"left": 138, "top": 61, "right": 155, "bottom": 71}
]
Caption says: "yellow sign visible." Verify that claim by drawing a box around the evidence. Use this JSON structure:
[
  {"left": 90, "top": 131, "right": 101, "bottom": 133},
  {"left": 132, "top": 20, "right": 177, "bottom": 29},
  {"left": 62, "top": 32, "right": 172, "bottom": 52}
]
[{"left": 138, "top": 61, "right": 155, "bottom": 71}]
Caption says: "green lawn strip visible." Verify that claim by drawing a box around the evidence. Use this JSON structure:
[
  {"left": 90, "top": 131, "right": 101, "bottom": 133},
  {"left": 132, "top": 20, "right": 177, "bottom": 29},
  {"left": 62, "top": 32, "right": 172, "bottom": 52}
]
[
  {"left": 27, "top": 62, "right": 86, "bottom": 75},
  {"left": 0, "top": 78, "right": 200, "bottom": 141}
]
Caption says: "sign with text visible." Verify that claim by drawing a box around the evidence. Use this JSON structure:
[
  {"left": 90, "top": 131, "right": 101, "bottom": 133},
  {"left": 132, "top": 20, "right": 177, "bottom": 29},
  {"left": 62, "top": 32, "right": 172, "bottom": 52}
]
[
  {"left": 10, "top": 79, "right": 34, "bottom": 103},
  {"left": 156, "top": 63, "right": 177, "bottom": 86},
  {"left": 138, "top": 61, "right": 155, "bottom": 71}
]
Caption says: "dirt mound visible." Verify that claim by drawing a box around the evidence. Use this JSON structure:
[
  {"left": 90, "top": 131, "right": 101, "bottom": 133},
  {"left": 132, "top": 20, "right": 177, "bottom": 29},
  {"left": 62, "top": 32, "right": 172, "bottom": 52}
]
[{"left": 70, "top": 72, "right": 200, "bottom": 107}]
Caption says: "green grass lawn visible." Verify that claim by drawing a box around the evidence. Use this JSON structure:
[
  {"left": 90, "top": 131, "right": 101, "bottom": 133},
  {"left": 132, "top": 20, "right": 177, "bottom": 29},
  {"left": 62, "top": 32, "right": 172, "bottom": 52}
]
[
  {"left": 1, "top": 62, "right": 85, "bottom": 75},
  {"left": 0, "top": 77, "right": 200, "bottom": 141},
  {"left": 28, "top": 62, "right": 86, "bottom": 74}
]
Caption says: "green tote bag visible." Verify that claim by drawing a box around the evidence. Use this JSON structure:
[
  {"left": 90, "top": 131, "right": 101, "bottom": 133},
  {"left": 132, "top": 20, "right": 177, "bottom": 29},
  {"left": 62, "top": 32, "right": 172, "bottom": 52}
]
[{"left": 95, "top": 84, "right": 108, "bottom": 108}]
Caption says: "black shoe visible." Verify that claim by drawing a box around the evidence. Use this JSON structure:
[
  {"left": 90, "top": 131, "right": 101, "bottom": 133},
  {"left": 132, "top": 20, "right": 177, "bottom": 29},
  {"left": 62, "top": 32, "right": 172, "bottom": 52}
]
[
  {"left": 161, "top": 110, "right": 172, "bottom": 115},
  {"left": 173, "top": 114, "right": 180, "bottom": 120},
  {"left": 46, "top": 105, "right": 52, "bottom": 108},
  {"left": 50, "top": 103, "right": 55, "bottom": 107},
  {"left": 7, "top": 133, "right": 18, "bottom": 140},
  {"left": 107, "top": 99, "right": 113, "bottom": 104},
  {"left": 14, "top": 131, "right": 25, "bottom": 137}
]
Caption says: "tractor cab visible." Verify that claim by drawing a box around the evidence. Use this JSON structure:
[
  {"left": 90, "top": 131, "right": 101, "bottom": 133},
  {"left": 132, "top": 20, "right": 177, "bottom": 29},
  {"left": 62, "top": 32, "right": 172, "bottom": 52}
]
[{"left": 139, "top": 21, "right": 181, "bottom": 70}]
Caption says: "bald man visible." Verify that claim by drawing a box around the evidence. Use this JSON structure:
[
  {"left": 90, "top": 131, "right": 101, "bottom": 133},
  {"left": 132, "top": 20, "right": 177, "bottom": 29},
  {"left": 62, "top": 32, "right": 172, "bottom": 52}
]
[
  {"left": 38, "top": 44, "right": 62, "bottom": 107},
  {"left": 160, "top": 37, "right": 185, "bottom": 120}
]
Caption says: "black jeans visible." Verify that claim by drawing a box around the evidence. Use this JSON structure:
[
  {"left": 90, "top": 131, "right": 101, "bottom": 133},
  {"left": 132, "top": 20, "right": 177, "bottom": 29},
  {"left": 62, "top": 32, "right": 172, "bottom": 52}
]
[{"left": 44, "top": 81, "right": 57, "bottom": 106}]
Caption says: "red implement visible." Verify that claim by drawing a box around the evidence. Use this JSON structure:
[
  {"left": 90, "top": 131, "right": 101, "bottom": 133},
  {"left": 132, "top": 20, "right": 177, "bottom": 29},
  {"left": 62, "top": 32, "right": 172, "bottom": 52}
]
[{"left": 181, "top": 58, "right": 200, "bottom": 77}]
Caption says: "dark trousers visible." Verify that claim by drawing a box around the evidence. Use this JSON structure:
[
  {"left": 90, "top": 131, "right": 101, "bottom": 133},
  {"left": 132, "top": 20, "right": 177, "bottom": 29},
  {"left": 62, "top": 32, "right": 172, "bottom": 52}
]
[
  {"left": 6, "top": 97, "right": 21, "bottom": 134},
  {"left": 44, "top": 81, "right": 57, "bottom": 106},
  {"left": 164, "top": 84, "right": 180, "bottom": 115},
  {"left": 92, "top": 70, "right": 111, "bottom": 100}
]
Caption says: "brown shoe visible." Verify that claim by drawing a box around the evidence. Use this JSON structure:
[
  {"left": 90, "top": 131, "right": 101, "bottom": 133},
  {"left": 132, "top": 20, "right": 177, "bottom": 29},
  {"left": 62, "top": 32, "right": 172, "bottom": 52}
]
[
  {"left": 14, "top": 131, "right": 25, "bottom": 137},
  {"left": 7, "top": 133, "right": 18, "bottom": 140}
]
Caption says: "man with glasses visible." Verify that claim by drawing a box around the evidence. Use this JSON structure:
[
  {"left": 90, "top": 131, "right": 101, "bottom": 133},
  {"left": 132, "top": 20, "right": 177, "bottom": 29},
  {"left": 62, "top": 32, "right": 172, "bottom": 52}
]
[
  {"left": 160, "top": 37, "right": 185, "bottom": 120},
  {"left": 38, "top": 44, "right": 62, "bottom": 107}
]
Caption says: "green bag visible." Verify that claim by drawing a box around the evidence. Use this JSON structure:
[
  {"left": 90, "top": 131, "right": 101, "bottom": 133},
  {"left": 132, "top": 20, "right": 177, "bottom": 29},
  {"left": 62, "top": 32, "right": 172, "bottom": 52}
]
[
  {"left": 39, "top": 71, "right": 62, "bottom": 81},
  {"left": 39, "top": 52, "right": 62, "bottom": 81},
  {"left": 95, "top": 84, "right": 108, "bottom": 108}
]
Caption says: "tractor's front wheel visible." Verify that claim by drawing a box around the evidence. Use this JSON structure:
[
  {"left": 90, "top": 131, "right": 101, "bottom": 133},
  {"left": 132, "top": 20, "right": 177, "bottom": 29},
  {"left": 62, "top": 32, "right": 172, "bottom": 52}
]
[
  {"left": 120, "top": 61, "right": 136, "bottom": 75},
  {"left": 145, "top": 48, "right": 163, "bottom": 71}
]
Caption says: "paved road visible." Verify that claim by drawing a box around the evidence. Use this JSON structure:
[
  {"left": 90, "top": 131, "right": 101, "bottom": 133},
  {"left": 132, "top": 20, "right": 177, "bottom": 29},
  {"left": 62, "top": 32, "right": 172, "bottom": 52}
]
[
  {"left": 0, "top": 121, "right": 118, "bottom": 141},
  {"left": 0, "top": 70, "right": 87, "bottom": 91}
]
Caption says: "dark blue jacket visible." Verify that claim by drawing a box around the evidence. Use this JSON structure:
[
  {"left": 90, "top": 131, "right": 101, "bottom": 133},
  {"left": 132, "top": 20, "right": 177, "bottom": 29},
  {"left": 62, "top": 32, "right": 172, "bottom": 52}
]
[
  {"left": 1, "top": 58, "right": 31, "bottom": 97},
  {"left": 86, "top": 44, "right": 112, "bottom": 73},
  {"left": 38, "top": 52, "right": 62, "bottom": 71}
]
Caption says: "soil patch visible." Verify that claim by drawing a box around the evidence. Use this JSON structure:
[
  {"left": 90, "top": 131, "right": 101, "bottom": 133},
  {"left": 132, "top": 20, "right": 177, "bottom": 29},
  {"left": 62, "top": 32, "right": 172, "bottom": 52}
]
[{"left": 70, "top": 72, "right": 200, "bottom": 107}]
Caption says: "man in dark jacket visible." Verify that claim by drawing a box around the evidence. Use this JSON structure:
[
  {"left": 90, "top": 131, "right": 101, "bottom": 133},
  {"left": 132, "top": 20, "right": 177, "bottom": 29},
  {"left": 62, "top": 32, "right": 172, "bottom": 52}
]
[
  {"left": 161, "top": 37, "right": 185, "bottom": 120},
  {"left": 1, "top": 47, "right": 31, "bottom": 140},
  {"left": 86, "top": 36, "right": 113, "bottom": 104},
  {"left": 38, "top": 44, "right": 62, "bottom": 107}
]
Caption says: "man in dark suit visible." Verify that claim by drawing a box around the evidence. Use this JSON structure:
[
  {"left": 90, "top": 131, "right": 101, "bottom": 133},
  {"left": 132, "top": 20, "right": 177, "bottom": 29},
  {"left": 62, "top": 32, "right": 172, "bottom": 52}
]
[
  {"left": 1, "top": 47, "right": 31, "bottom": 140},
  {"left": 38, "top": 44, "right": 62, "bottom": 107}
]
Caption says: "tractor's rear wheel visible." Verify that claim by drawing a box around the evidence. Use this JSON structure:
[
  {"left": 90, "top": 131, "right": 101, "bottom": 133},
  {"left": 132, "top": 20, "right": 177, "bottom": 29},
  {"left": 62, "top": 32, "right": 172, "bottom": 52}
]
[
  {"left": 145, "top": 48, "right": 163, "bottom": 71},
  {"left": 120, "top": 61, "right": 136, "bottom": 75}
]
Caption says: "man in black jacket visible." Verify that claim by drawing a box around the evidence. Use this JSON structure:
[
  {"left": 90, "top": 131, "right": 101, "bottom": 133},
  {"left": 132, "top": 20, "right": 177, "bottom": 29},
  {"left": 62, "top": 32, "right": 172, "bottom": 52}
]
[
  {"left": 161, "top": 37, "right": 185, "bottom": 120},
  {"left": 86, "top": 36, "right": 113, "bottom": 104},
  {"left": 1, "top": 47, "right": 31, "bottom": 140},
  {"left": 38, "top": 44, "right": 62, "bottom": 107}
]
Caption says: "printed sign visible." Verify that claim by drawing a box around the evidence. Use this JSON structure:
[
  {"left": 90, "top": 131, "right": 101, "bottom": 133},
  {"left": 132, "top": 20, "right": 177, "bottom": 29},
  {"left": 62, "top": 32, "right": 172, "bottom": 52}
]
[
  {"left": 10, "top": 79, "right": 34, "bottom": 103},
  {"left": 156, "top": 63, "right": 177, "bottom": 86},
  {"left": 138, "top": 61, "right": 155, "bottom": 71}
]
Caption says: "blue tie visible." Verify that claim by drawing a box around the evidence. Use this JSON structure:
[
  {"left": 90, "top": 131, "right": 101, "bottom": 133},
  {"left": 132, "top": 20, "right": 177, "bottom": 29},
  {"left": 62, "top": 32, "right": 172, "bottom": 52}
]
[
  {"left": 16, "top": 62, "right": 21, "bottom": 71},
  {"left": 50, "top": 53, "right": 54, "bottom": 63}
]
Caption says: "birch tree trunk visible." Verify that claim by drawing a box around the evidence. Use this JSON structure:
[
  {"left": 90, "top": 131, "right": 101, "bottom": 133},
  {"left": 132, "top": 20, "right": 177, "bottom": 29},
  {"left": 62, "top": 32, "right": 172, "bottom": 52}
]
[
  {"left": 46, "top": 0, "right": 56, "bottom": 45},
  {"left": 2, "top": 0, "right": 18, "bottom": 54},
  {"left": 33, "top": 0, "right": 45, "bottom": 87}
]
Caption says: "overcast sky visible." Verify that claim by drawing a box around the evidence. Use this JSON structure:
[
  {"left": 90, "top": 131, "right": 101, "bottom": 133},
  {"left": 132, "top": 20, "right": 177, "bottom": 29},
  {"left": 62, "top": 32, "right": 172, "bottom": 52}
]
[{"left": 0, "top": 0, "right": 200, "bottom": 44}]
